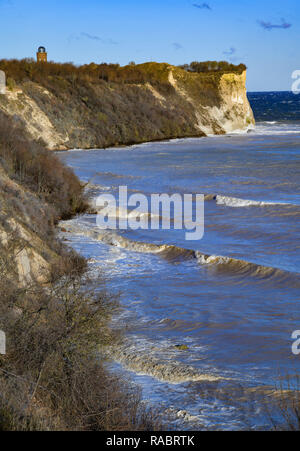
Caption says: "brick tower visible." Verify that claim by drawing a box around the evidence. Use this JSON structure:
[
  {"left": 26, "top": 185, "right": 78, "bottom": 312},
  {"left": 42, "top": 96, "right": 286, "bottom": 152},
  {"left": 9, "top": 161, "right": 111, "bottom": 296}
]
[{"left": 37, "top": 46, "right": 47, "bottom": 63}]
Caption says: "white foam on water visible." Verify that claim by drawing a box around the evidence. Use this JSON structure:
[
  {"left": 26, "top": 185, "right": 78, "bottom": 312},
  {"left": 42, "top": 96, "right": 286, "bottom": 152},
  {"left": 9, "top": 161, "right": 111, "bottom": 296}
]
[
  {"left": 196, "top": 253, "right": 231, "bottom": 266},
  {"left": 226, "top": 125, "right": 255, "bottom": 136},
  {"left": 85, "top": 183, "right": 112, "bottom": 191},
  {"left": 108, "top": 342, "right": 223, "bottom": 385},
  {"left": 251, "top": 123, "right": 300, "bottom": 136},
  {"left": 215, "top": 195, "right": 285, "bottom": 208},
  {"left": 60, "top": 217, "right": 300, "bottom": 284}
]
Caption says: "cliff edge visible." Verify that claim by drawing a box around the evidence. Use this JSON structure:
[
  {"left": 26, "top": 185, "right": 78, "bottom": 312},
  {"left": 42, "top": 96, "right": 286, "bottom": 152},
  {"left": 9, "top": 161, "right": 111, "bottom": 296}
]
[{"left": 0, "top": 61, "right": 254, "bottom": 150}]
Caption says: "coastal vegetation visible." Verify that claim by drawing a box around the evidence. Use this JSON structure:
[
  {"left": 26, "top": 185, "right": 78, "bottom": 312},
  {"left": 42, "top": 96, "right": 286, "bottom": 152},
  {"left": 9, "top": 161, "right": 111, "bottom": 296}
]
[
  {"left": 0, "top": 59, "right": 253, "bottom": 150},
  {"left": 0, "top": 111, "right": 87, "bottom": 220},
  {"left": 179, "top": 61, "right": 247, "bottom": 74},
  {"left": 0, "top": 59, "right": 253, "bottom": 430},
  {"left": 0, "top": 58, "right": 246, "bottom": 85},
  {"left": 0, "top": 112, "right": 160, "bottom": 431},
  {"left": 0, "top": 60, "right": 201, "bottom": 148}
]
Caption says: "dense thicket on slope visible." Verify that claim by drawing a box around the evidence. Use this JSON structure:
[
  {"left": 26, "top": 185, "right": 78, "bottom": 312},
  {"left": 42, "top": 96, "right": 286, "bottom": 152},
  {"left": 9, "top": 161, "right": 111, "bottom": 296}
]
[
  {"left": 0, "top": 112, "right": 160, "bottom": 430},
  {"left": 0, "top": 112, "right": 87, "bottom": 219},
  {"left": 2, "top": 60, "right": 202, "bottom": 148},
  {"left": 0, "top": 251, "right": 159, "bottom": 431},
  {"left": 179, "top": 61, "right": 247, "bottom": 74}
]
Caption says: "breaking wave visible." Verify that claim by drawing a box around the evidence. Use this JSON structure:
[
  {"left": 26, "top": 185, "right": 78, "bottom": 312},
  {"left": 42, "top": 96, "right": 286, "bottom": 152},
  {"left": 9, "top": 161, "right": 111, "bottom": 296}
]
[
  {"left": 60, "top": 220, "right": 300, "bottom": 284},
  {"left": 109, "top": 344, "right": 223, "bottom": 384},
  {"left": 203, "top": 194, "right": 298, "bottom": 208},
  {"left": 194, "top": 252, "right": 299, "bottom": 283},
  {"left": 90, "top": 203, "right": 159, "bottom": 222},
  {"left": 250, "top": 122, "right": 300, "bottom": 136},
  {"left": 215, "top": 195, "right": 289, "bottom": 208},
  {"left": 61, "top": 221, "right": 195, "bottom": 262}
]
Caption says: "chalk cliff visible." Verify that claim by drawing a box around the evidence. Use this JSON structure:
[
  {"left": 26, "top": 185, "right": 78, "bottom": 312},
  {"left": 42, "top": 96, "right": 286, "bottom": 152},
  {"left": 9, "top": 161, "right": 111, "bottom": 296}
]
[
  {"left": 0, "top": 62, "right": 254, "bottom": 150},
  {"left": 0, "top": 61, "right": 254, "bottom": 280},
  {"left": 0, "top": 62, "right": 256, "bottom": 430}
]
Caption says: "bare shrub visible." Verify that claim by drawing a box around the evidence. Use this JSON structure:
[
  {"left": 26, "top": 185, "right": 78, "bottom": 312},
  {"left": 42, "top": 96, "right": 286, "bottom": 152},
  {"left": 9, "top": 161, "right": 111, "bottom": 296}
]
[
  {"left": 0, "top": 236, "right": 162, "bottom": 430},
  {"left": 268, "top": 376, "right": 300, "bottom": 431},
  {"left": 0, "top": 111, "right": 88, "bottom": 220}
]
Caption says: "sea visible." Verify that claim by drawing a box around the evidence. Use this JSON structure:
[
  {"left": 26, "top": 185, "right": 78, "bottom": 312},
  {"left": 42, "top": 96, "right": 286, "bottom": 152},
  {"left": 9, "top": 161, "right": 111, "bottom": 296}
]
[{"left": 58, "top": 91, "right": 300, "bottom": 430}]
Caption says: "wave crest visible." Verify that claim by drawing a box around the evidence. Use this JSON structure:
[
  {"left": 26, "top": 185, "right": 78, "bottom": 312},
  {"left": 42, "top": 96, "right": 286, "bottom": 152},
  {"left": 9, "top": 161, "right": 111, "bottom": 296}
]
[
  {"left": 109, "top": 345, "right": 222, "bottom": 384},
  {"left": 60, "top": 220, "right": 300, "bottom": 285},
  {"left": 216, "top": 195, "right": 287, "bottom": 208}
]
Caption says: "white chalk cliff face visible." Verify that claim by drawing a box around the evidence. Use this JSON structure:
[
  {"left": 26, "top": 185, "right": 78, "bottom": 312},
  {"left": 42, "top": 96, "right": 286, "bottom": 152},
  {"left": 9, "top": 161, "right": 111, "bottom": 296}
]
[
  {"left": 167, "top": 68, "right": 254, "bottom": 136},
  {"left": 216, "top": 70, "right": 254, "bottom": 133},
  {"left": 0, "top": 64, "right": 254, "bottom": 150},
  {"left": 0, "top": 88, "right": 69, "bottom": 150}
]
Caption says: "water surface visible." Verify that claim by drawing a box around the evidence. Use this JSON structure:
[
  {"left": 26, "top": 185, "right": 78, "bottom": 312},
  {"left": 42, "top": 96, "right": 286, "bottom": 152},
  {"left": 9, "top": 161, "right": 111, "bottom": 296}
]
[{"left": 58, "top": 92, "right": 300, "bottom": 430}]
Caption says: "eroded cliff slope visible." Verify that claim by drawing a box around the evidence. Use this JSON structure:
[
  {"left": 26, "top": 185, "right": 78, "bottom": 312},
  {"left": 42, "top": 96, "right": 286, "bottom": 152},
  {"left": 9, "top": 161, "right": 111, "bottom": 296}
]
[{"left": 0, "top": 111, "right": 87, "bottom": 284}]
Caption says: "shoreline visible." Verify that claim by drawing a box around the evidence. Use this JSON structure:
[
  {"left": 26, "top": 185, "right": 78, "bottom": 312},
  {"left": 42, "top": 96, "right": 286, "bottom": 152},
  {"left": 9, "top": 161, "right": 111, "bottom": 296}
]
[
  {"left": 55, "top": 125, "right": 257, "bottom": 153},
  {"left": 56, "top": 124, "right": 300, "bottom": 434},
  {"left": 54, "top": 131, "right": 208, "bottom": 152}
]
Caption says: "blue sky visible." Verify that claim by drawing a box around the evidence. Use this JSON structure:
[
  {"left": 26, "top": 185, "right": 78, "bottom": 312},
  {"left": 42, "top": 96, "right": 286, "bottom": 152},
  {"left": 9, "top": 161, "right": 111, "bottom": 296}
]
[{"left": 0, "top": 0, "right": 299, "bottom": 91}]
